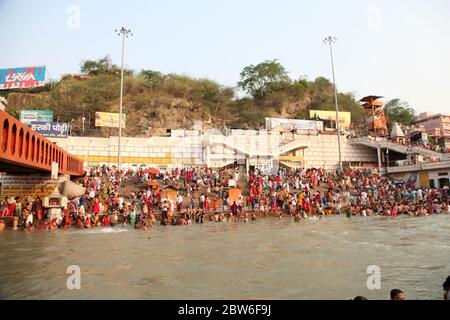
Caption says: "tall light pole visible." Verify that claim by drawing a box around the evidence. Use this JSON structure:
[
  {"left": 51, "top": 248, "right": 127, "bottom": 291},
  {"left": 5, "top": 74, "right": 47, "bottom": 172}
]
[
  {"left": 115, "top": 27, "right": 133, "bottom": 173},
  {"left": 324, "top": 36, "right": 342, "bottom": 171}
]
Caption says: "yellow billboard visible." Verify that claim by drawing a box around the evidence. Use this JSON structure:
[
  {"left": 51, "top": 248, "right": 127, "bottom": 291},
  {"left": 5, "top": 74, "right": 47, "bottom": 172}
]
[
  {"left": 95, "top": 112, "right": 126, "bottom": 128},
  {"left": 309, "top": 110, "right": 351, "bottom": 128}
]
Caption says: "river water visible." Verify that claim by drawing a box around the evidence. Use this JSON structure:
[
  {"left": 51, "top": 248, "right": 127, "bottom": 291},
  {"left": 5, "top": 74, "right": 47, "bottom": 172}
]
[{"left": 0, "top": 215, "right": 449, "bottom": 300}]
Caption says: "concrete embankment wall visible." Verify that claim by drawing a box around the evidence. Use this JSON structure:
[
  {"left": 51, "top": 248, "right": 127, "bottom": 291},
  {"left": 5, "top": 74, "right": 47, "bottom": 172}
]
[
  {"left": 301, "top": 135, "right": 378, "bottom": 169},
  {"left": 49, "top": 135, "right": 203, "bottom": 169},
  {"left": 49, "top": 133, "right": 378, "bottom": 171}
]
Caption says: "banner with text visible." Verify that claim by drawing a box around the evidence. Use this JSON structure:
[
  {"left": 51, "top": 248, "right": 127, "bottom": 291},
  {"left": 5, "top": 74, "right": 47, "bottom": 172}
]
[
  {"left": 95, "top": 112, "right": 126, "bottom": 128},
  {"left": 0, "top": 175, "right": 57, "bottom": 199},
  {"left": 309, "top": 110, "right": 352, "bottom": 128},
  {"left": 20, "top": 110, "right": 54, "bottom": 125},
  {"left": 0, "top": 66, "right": 46, "bottom": 90},
  {"left": 30, "top": 121, "right": 69, "bottom": 137}
]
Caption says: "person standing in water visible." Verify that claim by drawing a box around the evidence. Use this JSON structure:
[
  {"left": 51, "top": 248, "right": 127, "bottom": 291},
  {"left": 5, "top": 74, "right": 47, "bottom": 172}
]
[
  {"left": 390, "top": 289, "right": 405, "bottom": 300},
  {"left": 443, "top": 276, "right": 450, "bottom": 300}
]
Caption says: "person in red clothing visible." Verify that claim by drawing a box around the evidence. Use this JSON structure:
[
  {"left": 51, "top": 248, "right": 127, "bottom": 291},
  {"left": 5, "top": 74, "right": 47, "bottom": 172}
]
[
  {"left": 84, "top": 215, "right": 91, "bottom": 228},
  {"left": 92, "top": 198, "right": 101, "bottom": 215},
  {"left": 76, "top": 216, "right": 83, "bottom": 228},
  {"left": 62, "top": 214, "right": 72, "bottom": 229},
  {"left": 32, "top": 196, "right": 43, "bottom": 221},
  {"left": 1, "top": 198, "right": 9, "bottom": 217},
  {"left": 390, "top": 206, "right": 398, "bottom": 217},
  {"left": 6, "top": 198, "right": 16, "bottom": 218},
  {"left": 103, "top": 214, "right": 110, "bottom": 227}
]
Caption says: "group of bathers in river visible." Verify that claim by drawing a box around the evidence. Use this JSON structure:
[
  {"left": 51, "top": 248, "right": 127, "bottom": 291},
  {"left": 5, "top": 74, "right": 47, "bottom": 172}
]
[
  {"left": 353, "top": 275, "right": 450, "bottom": 300},
  {"left": 1, "top": 164, "right": 449, "bottom": 231}
]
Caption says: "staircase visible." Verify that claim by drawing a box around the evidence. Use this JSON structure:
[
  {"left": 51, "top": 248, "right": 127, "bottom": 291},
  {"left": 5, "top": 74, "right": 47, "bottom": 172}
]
[{"left": 274, "top": 139, "right": 308, "bottom": 157}]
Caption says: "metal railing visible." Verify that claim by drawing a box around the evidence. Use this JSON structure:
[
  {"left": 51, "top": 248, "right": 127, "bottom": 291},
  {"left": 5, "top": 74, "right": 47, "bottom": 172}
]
[
  {"left": 386, "top": 160, "right": 450, "bottom": 173},
  {"left": 349, "top": 137, "right": 450, "bottom": 160}
]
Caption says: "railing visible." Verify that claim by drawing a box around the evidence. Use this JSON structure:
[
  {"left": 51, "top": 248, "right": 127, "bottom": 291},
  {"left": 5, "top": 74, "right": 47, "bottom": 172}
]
[
  {"left": 386, "top": 160, "right": 450, "bottom": 173},
  {"left": 349, "top": 137, "right": 450, "bottom": 160},
  {"left": 0, "top": 110, "right": 84, "bottom": 176}
]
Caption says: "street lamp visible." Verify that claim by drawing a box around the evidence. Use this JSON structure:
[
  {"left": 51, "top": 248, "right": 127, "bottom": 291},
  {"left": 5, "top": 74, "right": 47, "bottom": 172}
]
[
  {"left": 323, "top": 36, "right": 342, "bottom": 171},
  {"left": 115, "top": 27, "right": 133, "bottom": 172}
]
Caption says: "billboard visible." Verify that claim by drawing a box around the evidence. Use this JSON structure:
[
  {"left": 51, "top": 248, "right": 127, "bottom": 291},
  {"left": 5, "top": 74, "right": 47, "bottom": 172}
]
[
  {"left": 0, "top": 66, "right": 46, "bottom": 90},
  {"left": 20, "top": 110, "right": 53, "bottom": 125},
  {"left": 265, "top": 118, "right": 323, "bottom": 132},
  {"left": 309, "top": 110, "right": 352, "bottom": 128},
  {"left": 30, "top": 121, "right": 69, "bottom": 137},
  {"left": 95, "top": 112, "right": 126, "bottom": 128}
]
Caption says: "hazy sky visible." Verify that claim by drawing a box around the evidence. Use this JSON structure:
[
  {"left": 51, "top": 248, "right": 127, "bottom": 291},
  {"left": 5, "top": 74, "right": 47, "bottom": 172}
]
[{"left": 1, "top": 0, "right": 449, "bottom": 114}]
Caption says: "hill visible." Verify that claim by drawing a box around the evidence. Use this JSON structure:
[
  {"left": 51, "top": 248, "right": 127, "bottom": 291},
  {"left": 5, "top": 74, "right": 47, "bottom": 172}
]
[{"left": 3, "top": 57, "right": 366, "bottom": 136}]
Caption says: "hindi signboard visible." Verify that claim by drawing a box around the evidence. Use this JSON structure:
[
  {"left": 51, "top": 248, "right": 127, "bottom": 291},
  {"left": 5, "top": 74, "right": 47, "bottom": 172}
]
[
  {"left": 95, "top": 112, "right": 126, "bottom": 128},
  {"left": 30, "top": 121, "right": 69, "bottom": 137},
  {"left": 20, "top": 110, "right": 53, "bottom": 125},
  {"left": 0, "top": 66, "right": 46, "bottom": 90},
  {"left": 309, "top": 110, "right": 352, "bottom": 128},
  {"left": 0, "top": 175, "right": 57, "bottom": 199}
]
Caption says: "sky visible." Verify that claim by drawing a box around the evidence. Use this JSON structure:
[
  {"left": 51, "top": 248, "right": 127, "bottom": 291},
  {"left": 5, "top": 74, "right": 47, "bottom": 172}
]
[{"left": 1, "top": 0, "right": 449, "bottom": 114}]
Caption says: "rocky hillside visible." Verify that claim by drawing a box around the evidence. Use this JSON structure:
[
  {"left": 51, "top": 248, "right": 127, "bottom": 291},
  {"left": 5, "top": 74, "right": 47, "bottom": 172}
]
[{"left": 3, "top": 57, "right": 366, "bottom": 137}]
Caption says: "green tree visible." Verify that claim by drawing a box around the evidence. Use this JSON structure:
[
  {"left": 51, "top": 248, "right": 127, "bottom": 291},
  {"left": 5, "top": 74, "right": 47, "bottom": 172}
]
[
  {"left": 238, "top": 59, "right": 290, "bottom": 98},
  {"left": 384, "top": 99, "right": 416, "bottom": 125},
  {"left": 140, "top": 69, "right": 163, "bottom": 87},
  {"left": 80, "top": 56, "right": 132, "bottom": 77},
  {"left": 289, "top": 77, "right": 309, "bottom": 98}
]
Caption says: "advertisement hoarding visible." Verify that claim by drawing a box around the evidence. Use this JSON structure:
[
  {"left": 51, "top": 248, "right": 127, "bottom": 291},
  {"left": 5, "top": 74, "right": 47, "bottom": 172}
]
[
  {"left": 20, "top": 110, "right": 53, "bottom": 125},
  {"left": 30, "top": 121, "right": 69, "bottom": 137},
  {"left": 309, "top": 110, "right": 352, "bottom": 128},
  {"left": 265, "top": 118, "right": 323, "bottom": 132},
  {"left": 95, "top": 112, "right": 126, "bottom": 128},
  {"left": 0, "top": 66, "right": 46, "bottom": 90}
]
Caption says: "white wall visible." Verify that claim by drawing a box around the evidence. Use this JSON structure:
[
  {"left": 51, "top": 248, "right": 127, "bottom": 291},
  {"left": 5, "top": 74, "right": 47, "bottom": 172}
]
[{"left": 50, "top": 132, "right": 378, "bottom": 170}]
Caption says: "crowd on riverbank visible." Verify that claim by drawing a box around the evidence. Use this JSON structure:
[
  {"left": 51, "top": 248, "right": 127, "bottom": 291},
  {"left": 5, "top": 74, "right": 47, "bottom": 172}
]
[{"left": 1, "top": 164, "right": 449, "bottom": 231}]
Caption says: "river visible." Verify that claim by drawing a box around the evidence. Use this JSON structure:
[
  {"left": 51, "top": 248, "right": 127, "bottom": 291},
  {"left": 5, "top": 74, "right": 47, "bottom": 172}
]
[{"left": 0, "top": 215, "right": 448, "bottom": 300}]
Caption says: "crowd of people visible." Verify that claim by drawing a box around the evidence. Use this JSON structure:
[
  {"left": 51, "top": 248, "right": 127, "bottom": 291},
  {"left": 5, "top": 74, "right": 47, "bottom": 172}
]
[
  {"left": 1, "top": 164, "right": 449, "bottom": 300},
  {"left": 0, "top": 164, "right": 449, "bottom": 231}
]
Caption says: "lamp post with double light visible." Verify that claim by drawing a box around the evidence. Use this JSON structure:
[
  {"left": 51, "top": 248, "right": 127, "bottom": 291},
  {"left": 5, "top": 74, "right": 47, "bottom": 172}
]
[
  {"left": 323, "top": 36, "right": 342, "bottom": 171},
  {"left": 115, "top": 27, "right": 133, "bottom": 171}
]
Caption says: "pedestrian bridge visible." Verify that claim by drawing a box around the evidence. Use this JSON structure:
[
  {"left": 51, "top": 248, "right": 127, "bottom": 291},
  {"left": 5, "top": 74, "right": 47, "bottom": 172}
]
[
  {"left": 386, "top": 160, "right": 450, "bottom": 174},
  {"left": 0, "top": 110, "right": 83, "bottom": 176},
  {"left": 349, "top": 137, "right": 450, "bottom": 161}
]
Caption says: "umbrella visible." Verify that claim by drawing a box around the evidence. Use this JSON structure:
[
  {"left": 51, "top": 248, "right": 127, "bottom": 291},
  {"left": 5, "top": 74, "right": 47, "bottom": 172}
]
[{"left": 146, "top": 168, "right": 160, "bottom": 175}]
